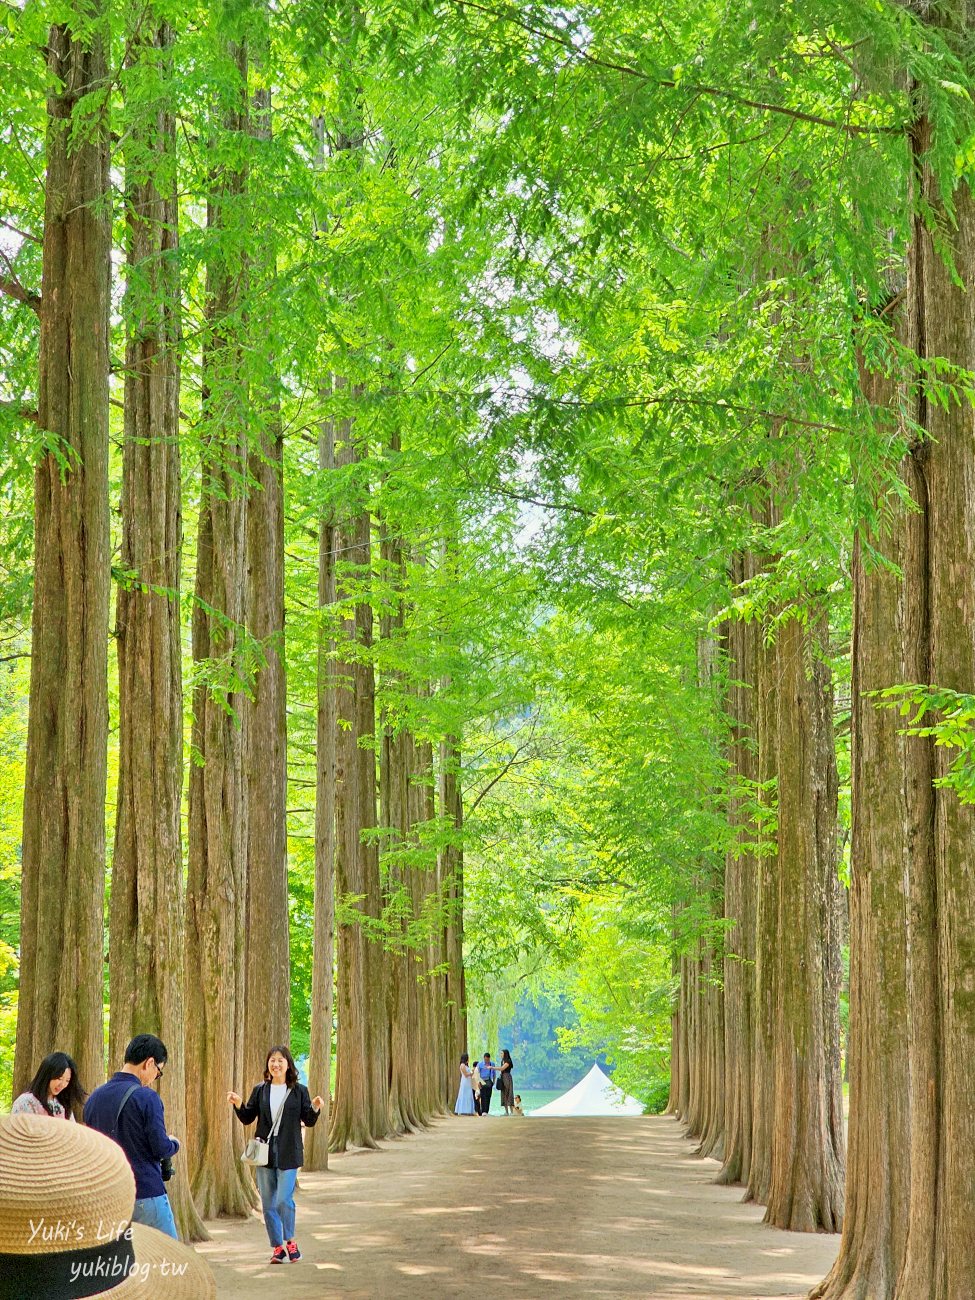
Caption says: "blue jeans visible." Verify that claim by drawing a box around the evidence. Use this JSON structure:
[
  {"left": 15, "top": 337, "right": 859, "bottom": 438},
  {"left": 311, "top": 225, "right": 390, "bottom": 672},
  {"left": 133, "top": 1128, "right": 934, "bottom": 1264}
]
[
  {"left": 256, "top": 1166, "right": 298, "bottom": 1246},
  {"left": 132, "top": 1193, "right": 179, "bottom": 1240}
]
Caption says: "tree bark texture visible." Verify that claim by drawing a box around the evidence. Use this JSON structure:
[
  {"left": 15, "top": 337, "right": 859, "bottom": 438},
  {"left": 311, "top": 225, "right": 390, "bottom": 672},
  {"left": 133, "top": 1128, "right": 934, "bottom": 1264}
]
[
  {"left": 815, "top": 70, "right": 975, "bottom": 1295},
  {"left": 304, "top": 407, "right": 336, "bottom": 1173},
  {"left": 184, "top": 26, "right": 253, "bottom": 1216},
  {"left": 717, "top": 557, "right": 758, "bottom": 1189},
  {"left": 416, "top": 731, "right": 448, "bottom": 1115},
  {"left": 109, "top": 16, "right": 205, "bottom": 1241},
  {"left": 765, "top": 613, "right": 844, "bottom": 1233},
  {"left": 242, "top": 400, "right": 290, "bottom": 1084},
  {"left": 14, "top": 9, "right": 111, "bottom": 1100},
  {"left": 675, "top": 869, "right": 724, "bottom": 1159},
  {"left": 811, "top": 364, "right": 926, "bottom": 1297},
  {"left": 747, "top": 592, "right": 779, "bottom": 1208},
  {"left": 441, "top": 733, "right": 466, "bottom": 1105},
  {"left": 241, "top": 38, "right": 290, "bottom": 1094},
  {"left": 380, "top": 511, "right": 424, "bottom": 1134},
  {"left": 669, "top": 638, "right": 726, "bottom": 1155},
  {"left": 667, "top": 909, "right": 690, "bottom": 1118},
  {"left": 329, "top": 392, "right": 391, "bottom": 1150}
]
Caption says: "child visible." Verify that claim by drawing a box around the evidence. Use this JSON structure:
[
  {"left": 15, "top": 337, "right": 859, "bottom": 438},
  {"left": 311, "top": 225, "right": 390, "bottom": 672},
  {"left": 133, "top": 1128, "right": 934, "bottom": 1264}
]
[
  {"left": 471, "top": 1063, "right": 484, "bottom": 1115},
  {"left": 513, "top": 1094, "right": 525, "bottom": 1116}
]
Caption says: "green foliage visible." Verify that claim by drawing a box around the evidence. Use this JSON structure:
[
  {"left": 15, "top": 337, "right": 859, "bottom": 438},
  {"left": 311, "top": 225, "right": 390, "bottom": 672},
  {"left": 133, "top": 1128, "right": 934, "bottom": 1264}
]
[
  {"left": 873, "top": 685, "right": 975, "bottom": 803},
  {"left": 3, "top": 0, "right": 975, "bottom": 1092},
  {"left": 644, "top": 1075, "right": 673, "bottom": 1115}
]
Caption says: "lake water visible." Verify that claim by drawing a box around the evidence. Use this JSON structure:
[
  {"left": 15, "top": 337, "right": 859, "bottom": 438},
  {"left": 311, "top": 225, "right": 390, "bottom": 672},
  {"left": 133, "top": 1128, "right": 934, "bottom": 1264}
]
[{"left": 514, "top": 1089, "right": 564, "bottom": 1114}]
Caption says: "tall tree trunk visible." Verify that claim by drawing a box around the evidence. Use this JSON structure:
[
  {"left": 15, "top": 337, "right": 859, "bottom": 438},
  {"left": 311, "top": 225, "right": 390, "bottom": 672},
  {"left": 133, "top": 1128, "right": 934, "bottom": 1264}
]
[
  {"left": 109, "top": 15, "right": 205, "bottom": 1241},
  {"left": 667, "top": 912, "right": 691, "bottom": 1119},
  {"left": 380, "top": 510, "right": 424, "bottom": 1134},
  {"left": 382, "top": 720, "right": 424, "bottom": 1134},
  {"left": 765, "top": 613, "right": 844, "bottom": 1233},
  {"left": 441, "top": 732, "right": 466, "bottom": 1099},
  {"left": 329, "top": 385, "right": 390, "bottom": 1150},
  {"left": 242, "top": 76, "right": 290, "bottom": 1086},
  {"left": 814, "top": 41, "right": 975, "bottom": 1290},
  {"left": 413, "top": 728, "right": 443, "bottom": 1115},
  {"left": 903, "top": 103, "right": 975, "bottom": 1300},
  {"left": 184, "top": 18, "right": 253, "bottom": 1216},
  {"left": 717, "top": 557, "right": 758, "bottom": 1188},
  {"left": 14, "top": 3, "right": 111, "bottom": 1099},
  {"left": 746, "top": 587, "right": 779, "bottom": 1208},
  {"left": 677, "top": 864, "right": 724, "bottom": 1154},
  {"left": 304, "top": 407, "right": 336, "bottom": 1173},
  {"left": 695, "top": 916, "right": 725, "bottom": 1162},
  {"left": 675, "top": 635, "right": 727, "bottom": 1152},
  {"left": 810, "top": 374, "right": 923, "bottom": 1297}
]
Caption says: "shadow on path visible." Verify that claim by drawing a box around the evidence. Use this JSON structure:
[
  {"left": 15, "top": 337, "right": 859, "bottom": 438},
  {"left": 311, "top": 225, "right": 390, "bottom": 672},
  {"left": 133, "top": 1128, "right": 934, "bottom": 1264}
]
[{"left": 201, "top": 1114, "right": 838, "bottom": 1298}]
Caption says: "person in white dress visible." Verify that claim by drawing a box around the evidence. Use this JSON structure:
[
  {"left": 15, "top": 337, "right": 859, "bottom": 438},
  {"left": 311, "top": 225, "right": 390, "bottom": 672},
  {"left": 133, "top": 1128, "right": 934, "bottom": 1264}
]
[{"left": 454, "top": 1053, "right": 476, "bottom": 1115}]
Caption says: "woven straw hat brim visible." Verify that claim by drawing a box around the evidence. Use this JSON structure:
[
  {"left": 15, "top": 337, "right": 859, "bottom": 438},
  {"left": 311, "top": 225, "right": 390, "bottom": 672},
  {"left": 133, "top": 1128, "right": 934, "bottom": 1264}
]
[
  {"left": 0, "top": 1113, "right": 134, "bottom": 1253},
  {"left": 0, "top": 1115, "right": 214, "bottom": 1297},
  {"left": 93, "top": 1224, "right": 216, "bottom": 1299}
]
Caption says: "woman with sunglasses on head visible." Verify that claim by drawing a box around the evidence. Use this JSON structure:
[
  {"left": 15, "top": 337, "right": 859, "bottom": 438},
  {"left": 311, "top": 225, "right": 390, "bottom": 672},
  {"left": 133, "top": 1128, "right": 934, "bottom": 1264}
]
[
  {"left": 12, "top": 1050, "right": 86, "bottom": 1119},
  {"left": 228, "top": 1045, "right": 325, "bottom": 1264}
]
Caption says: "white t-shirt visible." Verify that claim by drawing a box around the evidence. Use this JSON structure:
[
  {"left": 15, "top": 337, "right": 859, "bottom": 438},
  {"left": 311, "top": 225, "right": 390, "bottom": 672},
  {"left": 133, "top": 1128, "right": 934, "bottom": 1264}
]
[{"left": 269, "top": 1083, "right": 287, "bottom": 1124}]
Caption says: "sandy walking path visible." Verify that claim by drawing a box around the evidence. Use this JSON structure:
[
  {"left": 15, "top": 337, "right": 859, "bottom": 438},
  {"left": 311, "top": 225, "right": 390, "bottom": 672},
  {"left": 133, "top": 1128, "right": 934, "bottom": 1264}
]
[{"left": 200, "top": 1114, "right": 838, "bottom": 1299}]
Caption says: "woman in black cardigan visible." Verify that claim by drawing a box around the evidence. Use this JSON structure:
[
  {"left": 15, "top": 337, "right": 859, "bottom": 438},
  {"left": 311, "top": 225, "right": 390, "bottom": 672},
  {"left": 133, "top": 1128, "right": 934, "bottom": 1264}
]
[{"left": 228, "top": 1045, "right": 324, "bottom": 1264}]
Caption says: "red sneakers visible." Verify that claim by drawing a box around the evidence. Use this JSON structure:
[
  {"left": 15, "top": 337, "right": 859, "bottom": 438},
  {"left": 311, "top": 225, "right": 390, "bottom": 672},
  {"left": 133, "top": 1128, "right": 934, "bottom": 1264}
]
[
  {"left": 270, "top": 1245, "right": 287, "bottom": 1264},
  {"left": 286, "top": 1240, "right": 301, "bottom": 1262}
]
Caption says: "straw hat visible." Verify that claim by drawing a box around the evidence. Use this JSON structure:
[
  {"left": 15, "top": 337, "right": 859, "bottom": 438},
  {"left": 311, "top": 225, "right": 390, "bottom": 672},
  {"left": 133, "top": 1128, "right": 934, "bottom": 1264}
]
[{"left": 0, "top": 1112, "right": 215, "bottom": 1298}]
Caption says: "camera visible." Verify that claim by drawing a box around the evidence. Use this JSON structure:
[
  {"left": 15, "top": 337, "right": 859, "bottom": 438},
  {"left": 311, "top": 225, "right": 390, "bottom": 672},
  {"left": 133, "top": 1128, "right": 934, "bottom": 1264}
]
[{"left": 160, "top": 1156, "right": 174, "bottom": 1182}]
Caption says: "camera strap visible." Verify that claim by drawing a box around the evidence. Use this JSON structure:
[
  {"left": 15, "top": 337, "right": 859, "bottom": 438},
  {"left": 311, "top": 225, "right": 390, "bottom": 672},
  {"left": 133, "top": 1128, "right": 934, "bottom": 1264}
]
[{"left": 113, "top": 1084, "right": 141, "bottom": 1138}]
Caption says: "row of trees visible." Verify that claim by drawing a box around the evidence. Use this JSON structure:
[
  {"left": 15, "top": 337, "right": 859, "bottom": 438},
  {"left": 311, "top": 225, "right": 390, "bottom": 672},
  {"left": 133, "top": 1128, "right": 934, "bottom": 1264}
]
[
  {"left": 1, "top": 0, "right": 488, "bottom": 1237},
  {"left": 648, "top": 7, "right": 975, "bottom": 1297},
  {"left": 5, "top": 3, "right": 975, "bottom": 1294}
]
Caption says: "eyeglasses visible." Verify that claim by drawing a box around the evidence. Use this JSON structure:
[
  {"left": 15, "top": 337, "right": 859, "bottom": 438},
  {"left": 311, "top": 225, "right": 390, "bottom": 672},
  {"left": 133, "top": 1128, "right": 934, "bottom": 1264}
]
[{"left": 155, "top": 1061, "right": 165, "bottom": 1080}]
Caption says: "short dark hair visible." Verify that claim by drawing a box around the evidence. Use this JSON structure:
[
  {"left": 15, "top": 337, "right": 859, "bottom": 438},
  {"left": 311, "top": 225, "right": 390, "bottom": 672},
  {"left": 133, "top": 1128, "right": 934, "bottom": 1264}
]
[
  {"left": 263, "top": 1045, "right": 299, "bottom": 1088},
  {"left": 483, "top": 1052, "right": 492, "bottom": 1060},
  {"left": 124, "top": 1034, "right": 168, "bottom": 1067},
  {"left": 27, "top": 1052, "right": 86, "bottom": 1117}
]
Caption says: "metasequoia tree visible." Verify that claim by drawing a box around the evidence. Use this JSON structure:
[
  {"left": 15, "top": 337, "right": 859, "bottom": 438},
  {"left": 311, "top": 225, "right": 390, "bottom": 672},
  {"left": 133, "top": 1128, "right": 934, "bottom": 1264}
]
[
  {"left": 380, "top": 503, "right": 426, "bottom": 1133},
  {"left": 328, "top": 377, "right": 391, "bottom": 1150},
  {"left": 242, "top": 64, "right": 290, "bottom": 1091},
  {"left": 746, "top": 554, "right": 780, "bottom": 1209},
  {"left": 765, "top": 608, "right": 844, "bottom": 1233},
  {"left": 816, "top": 10, "right": 975, "bottom": 1288},
  {"left": 716, "top": 553, "right": 758, "bottom": 1189},
  {"left": 13, "top": 0, "right": 111, "bottom": 1098},
  {"left": 109, "top": 13, "right": 205, "bottom": 1240},
  {"left": 440, "top": 731, "right": 466, "bottom": 1104},
  {"left": 304, "top": 402, "right": 337, "bottom": 1172},
  {"left": 670, "top": 637, "right": 726, "bottom": 1159},
  {"left": 670, "top": 526, "right": 844, "bottom": 1230},
  {"left": 811, "top": 337, "right": 922, "bottom": 1298},
  {"left": 184, "top": 6, "right": 253, "bottom": 1216}
]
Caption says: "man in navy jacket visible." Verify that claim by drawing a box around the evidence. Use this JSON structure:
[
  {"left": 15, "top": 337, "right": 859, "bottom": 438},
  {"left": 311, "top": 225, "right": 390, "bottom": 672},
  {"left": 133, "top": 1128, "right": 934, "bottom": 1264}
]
[{"left": 85, "top": 1033, "right": 181, "bottom": 1239}]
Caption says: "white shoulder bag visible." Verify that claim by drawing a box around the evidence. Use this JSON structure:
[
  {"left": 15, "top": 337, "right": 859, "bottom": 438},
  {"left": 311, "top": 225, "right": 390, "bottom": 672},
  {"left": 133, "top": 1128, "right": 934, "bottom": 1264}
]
[{"left": 240, "top": 1087, "right": 290, "bottom": 1167}]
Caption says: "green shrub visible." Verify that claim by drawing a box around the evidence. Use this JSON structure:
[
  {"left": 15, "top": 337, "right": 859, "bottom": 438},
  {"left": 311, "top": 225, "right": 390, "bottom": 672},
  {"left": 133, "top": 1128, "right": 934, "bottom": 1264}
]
[{"left": 643, "top": 1074, "right": 671, "bottom": 1115}]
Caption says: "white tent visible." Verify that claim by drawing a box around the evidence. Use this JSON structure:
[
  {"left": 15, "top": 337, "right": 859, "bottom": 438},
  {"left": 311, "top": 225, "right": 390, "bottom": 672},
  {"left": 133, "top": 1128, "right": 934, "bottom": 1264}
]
[{"left": 528, "top": 1063, "right": 644, "bottom": 1117}]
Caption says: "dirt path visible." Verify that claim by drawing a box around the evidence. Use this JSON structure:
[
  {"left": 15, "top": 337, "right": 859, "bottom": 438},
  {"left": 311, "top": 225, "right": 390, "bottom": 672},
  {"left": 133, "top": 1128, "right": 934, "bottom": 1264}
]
[{"left": 200, "top": 1114, "right": 838, "bottom": 1299}]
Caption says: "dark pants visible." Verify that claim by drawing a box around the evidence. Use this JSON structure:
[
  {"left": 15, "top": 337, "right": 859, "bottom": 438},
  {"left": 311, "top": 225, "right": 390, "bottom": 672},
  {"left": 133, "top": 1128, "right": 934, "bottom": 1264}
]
[{"left": 480, "top": 1082, "right": 494, "bottom": 1114}]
